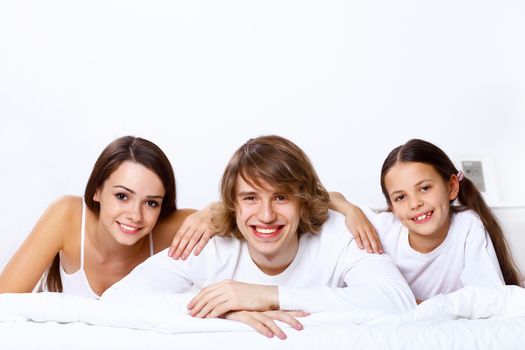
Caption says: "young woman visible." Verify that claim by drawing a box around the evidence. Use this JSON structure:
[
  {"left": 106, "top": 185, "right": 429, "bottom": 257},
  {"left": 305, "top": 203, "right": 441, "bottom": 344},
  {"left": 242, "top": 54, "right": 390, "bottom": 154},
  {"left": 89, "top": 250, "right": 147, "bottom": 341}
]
[
  {"left": 0, "top": 136, "right": 213, "bottom": 297},
  {"left": 331, "top": 139, "right": 521, "bottom": 302}
]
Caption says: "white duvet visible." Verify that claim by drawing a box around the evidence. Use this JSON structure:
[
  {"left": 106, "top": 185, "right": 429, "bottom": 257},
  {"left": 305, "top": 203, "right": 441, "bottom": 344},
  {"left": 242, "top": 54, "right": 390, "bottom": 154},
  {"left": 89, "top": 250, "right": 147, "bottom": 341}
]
[{"left": 1, "top": 285, "right": 525, "bottom": 349}]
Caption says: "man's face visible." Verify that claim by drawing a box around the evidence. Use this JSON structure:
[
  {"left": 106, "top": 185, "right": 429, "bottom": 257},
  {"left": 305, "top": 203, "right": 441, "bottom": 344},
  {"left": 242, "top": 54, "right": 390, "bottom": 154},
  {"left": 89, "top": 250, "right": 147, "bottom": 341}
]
[{"left": 234, "top": 176, "right": 301, "bottom": 274}]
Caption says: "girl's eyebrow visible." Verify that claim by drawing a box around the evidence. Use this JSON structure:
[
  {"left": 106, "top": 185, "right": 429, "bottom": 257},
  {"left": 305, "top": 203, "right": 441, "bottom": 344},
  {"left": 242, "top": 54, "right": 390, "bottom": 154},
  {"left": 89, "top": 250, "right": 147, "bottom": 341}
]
[
  {"left": 389, "top": 179, "right": 434, "bottom": 196},
  {"left": 113, "top": 185, "right": 164, "bottom": 199}
]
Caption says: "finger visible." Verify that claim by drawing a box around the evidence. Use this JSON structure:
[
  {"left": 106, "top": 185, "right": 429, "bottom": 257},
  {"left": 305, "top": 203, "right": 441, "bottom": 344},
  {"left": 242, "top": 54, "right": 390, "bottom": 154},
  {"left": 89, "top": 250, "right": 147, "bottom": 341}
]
[
  {"left": 173, "top": 236, "right": 192, "bottom": 260},
  {"left": 255, "top": 314, "right": 287, "bottom": 340},
  {"left": 283, "top": 310, "right": 310, "bottom": 318},
  {"left": 190, "top": 289, "right": 229, "bottom": 317},
  {"left": 226, "top": 312, "right": 274, "bottom": 338},
  {"left": 265, "top": 311, "right": 303, "bottom": 330},
  {"left": 168, "top": 227, "right": 188, "bottom": 258},
  {"left": 360, "top": 231, "right": 373, "bottom": 253},
  {"left": 368, "top": 232, "right": 381, "bottom": 254},
  {"left": 245, "top": 317, "right": 275, "bottom": 338},
  {"left": 194, "top": 231, "right": 212, "bottom": 256},
  {"left": 353, "top": 232, "right": 364, "bottom": 249},
  {"left": 181, "top": 231, "right": 205, "bottom": 260}
]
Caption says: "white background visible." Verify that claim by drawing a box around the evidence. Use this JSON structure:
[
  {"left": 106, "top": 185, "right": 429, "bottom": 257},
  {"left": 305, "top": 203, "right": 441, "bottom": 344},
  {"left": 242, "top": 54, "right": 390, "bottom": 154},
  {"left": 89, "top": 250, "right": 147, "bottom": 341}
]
[{"left": 1, "top": 1, "right": 524, "bottom": 276}]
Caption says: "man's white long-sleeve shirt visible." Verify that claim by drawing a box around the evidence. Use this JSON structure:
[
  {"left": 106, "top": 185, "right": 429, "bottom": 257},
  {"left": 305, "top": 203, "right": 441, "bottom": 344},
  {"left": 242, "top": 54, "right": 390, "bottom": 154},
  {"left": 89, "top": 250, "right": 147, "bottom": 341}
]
[{"left": 102, "top": 211, "right": 416, "bottom": 314}]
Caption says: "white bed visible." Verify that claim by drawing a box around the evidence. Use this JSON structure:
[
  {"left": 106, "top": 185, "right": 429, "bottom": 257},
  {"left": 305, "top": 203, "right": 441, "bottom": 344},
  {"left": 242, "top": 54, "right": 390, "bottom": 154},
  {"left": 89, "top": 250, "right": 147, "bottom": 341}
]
[{"left": 1, "top": 285, "right": 525, "bottom": 350}]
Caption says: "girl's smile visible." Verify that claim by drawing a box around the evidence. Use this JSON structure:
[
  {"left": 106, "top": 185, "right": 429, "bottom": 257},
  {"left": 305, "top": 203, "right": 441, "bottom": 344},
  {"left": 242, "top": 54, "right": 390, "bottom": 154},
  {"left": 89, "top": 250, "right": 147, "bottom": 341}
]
[{"left": 384, "top": 161, "right": 459, "bottom": 253}]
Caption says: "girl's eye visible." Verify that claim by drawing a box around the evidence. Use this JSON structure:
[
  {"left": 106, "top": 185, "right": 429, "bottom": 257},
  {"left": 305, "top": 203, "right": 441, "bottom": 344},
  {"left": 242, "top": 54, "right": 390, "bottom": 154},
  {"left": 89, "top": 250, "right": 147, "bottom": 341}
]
[
  {"left": 243, "top": 196, "right": 256, "bottom": 202},
  {"left": 420, "top": 185, "right": 431, "bottom": 192},
  {"left": 275, "top": 194, "right": 287, "bottom": 201},
  {"left": 115, "top": 193, "right": 128, "bottom": 201},
  {"left": 146, "top": 200, "right": 160, "bottom": 208},
  {"left": 394, "top": 195, "right": 405, "bottom": 202}
]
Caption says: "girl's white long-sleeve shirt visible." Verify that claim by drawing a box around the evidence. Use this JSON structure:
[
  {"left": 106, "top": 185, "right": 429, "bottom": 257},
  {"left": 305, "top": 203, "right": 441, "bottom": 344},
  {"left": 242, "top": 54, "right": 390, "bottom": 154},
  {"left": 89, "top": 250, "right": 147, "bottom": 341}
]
[{"left": 362, "top": 208, "right": 504, "bottom": 300}]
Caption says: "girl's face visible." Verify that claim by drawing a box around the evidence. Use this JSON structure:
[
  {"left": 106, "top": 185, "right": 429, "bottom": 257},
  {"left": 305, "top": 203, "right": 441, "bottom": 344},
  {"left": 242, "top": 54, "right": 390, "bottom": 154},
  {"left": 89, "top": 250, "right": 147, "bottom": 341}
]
[
  {"left": 93, "top": 160, "right": 165, "bottom": 246},
  {"left": 384, "top": 161, "right": 459, "bottom": 243}
]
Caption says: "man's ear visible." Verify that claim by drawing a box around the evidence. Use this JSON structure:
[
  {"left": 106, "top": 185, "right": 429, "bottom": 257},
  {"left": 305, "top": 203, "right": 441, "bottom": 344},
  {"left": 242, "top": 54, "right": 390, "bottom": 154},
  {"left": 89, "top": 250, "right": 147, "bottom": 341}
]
[{"left": 448, "top": 174, "right": 460, "bottom": 201}]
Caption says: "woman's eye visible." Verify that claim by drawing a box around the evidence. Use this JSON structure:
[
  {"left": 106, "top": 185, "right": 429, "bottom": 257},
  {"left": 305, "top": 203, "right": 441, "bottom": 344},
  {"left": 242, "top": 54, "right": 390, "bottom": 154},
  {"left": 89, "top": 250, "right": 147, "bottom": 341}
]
[
  {"left": 420, "top": 185, "right": 431, "bottom": 192},
  {"left": 115, "top": 193, "right": 128, "bottom": 201},
  {"left": 147, "top": 200, "right": 160, "bottom": 208},
  {"left": 275, "top": 195, "right": 287, "bottom": 201},
  {"left": 243, "top": 196, "right": 256, "bottom": 201}
]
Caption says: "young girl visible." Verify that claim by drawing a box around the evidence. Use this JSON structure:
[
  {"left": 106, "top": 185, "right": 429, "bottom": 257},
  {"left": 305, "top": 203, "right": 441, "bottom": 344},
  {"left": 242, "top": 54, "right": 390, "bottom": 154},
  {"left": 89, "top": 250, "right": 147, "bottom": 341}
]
[
  {"left": 331, "top": 139, "right": 521, "bottom": 302},
  {"left": 0, "top": 136, "right": 213, "bottom": 297}
]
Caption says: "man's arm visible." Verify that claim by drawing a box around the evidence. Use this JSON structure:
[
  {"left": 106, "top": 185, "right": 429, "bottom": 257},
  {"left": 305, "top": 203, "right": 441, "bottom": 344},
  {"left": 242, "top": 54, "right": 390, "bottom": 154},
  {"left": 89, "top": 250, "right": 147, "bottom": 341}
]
[
  {"left": 279, "top": 242, "right": 416, "bottom": 314},
  {"left": 101, "top": 249, "right": 198, "bottom": 312}
]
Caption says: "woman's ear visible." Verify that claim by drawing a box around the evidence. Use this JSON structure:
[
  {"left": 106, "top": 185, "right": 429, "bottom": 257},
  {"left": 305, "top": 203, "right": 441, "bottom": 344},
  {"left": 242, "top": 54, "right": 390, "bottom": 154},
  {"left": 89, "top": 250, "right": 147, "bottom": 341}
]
[
  {"left": 448, "top": 174, "right": 460, "bottom": 201},
  {"left": 93, "top": 188, "right": 101, "bottom": 202}
]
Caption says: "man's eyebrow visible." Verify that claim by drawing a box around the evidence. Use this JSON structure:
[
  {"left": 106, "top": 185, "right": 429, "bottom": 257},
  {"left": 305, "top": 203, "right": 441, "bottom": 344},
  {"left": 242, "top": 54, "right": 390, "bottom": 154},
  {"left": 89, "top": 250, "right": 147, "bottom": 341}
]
[{"left": 238, "top": 191, "right": 257, "bottom": 196}]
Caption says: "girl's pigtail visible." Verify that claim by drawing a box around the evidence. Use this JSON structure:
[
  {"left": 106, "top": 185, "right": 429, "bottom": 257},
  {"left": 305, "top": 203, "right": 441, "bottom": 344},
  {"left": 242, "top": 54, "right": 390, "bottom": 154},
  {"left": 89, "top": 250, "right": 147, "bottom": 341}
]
[{"left": 456, "top": 177, "right": 521, "bottom": 285}]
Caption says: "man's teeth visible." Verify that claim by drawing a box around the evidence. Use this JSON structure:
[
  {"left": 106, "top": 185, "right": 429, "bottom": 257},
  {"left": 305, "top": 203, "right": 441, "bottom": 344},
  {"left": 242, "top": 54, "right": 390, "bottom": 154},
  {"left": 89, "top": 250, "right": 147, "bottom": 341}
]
[{"left": 256, "top": 227, "right": 277, "bottom": 234}]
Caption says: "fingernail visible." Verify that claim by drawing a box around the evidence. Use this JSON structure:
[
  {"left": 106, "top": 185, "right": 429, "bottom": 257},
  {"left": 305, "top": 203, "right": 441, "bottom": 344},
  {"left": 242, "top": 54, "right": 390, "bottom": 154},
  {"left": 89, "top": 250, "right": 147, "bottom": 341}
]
[{"left": 295, "top": 324, "right": 303, "bottom": 330}]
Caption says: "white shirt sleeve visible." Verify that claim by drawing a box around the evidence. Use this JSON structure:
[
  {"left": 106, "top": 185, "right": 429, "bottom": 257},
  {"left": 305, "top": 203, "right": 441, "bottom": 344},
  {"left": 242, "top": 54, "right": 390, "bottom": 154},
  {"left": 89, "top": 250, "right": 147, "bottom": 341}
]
[
  {"left": 279, "top": 241, "right": 416, "bottom": 314},
  {"left": 101, "top": 249, "right": 199, "bottom": 312},
  {"left": 461, "top": 214, "right": 505, "bottom": 286}
]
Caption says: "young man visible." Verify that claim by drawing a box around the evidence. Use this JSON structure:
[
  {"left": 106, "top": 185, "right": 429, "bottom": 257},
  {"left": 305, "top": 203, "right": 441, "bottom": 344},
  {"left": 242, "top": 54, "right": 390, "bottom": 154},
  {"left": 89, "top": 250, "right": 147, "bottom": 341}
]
[{"left": 102, "top": 135, "right": 416, "bottom": 339}]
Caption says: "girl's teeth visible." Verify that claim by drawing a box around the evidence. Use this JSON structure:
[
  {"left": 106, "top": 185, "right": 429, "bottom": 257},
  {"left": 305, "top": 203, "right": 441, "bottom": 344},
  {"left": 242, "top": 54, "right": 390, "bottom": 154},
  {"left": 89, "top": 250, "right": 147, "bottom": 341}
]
[{"left": 414, "top": 213, "right": 431, "bottom": 221}]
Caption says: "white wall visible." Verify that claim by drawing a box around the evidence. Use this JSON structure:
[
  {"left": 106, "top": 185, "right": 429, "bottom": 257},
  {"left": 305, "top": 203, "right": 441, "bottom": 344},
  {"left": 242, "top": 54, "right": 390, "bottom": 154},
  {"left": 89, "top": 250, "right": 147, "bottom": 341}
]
[{"left": 1, "top": 1, "right": 524, "bottom": 276}]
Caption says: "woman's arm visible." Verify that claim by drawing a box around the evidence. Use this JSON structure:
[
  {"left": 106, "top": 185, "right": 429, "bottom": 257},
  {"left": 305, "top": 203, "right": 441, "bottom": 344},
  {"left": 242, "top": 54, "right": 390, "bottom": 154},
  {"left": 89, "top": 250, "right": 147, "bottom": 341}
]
[
  {"left": 0, "top": 196, "right": 72, "bottom": 293},
  {"left": 329, "top": 192, "right": 382, "bottom": 253}
]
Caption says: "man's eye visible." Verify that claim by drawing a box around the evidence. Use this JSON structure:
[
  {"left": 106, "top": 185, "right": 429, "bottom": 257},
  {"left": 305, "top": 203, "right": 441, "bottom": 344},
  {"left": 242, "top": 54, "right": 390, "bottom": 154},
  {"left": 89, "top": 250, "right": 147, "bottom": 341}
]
[{"left": 116, "top": 193, "right": 128, "bottom": 201}]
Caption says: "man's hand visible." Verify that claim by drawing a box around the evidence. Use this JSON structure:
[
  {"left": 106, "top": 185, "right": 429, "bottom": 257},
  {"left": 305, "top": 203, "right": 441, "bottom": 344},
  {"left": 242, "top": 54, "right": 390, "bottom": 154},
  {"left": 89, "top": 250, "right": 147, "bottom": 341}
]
[{"left": 187, "top": 280, "right": 279, "bottom": 318}]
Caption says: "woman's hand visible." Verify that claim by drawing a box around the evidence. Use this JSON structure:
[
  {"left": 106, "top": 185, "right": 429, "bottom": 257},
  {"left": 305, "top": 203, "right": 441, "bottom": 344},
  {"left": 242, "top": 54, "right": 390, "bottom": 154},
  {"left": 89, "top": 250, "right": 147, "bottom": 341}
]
[
  {"left": 187, "top": 280, "right": 279, "bottom": 318},
  {"left": 223, "top": 310, "right": 309, "bottom": 339},
  {"left": 168, "top": 202, "right": 218, "bottom": 260}
]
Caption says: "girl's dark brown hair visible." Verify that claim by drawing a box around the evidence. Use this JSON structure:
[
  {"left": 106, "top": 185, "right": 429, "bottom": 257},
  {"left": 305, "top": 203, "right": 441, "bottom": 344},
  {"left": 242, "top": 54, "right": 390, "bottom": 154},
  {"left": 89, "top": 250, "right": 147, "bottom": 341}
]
[
  {"left": 44, "top": 136, "right": 177, "bottom": 292},
  {"left": 380, "top": 138, "right": 521, "bottom": 285},
  {"left": 213, "top": 135, "right": 330, "bottom": 238}
]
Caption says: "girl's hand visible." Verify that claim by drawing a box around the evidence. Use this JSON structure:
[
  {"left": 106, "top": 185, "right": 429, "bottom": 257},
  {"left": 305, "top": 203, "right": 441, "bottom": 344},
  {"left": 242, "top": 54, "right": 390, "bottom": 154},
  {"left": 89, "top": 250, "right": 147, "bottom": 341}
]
[
  {"left": 223, "top": 310, "right": 309, "bottom": 340},
  {"left": 168, "top": 202, "right": 218, "bottom": 260},
  {"left": 344, "top": 205, "right": 383, "bottom": 254},
  {"left": 187, "top": 280, "right": 279, "bottom": 318},
  {"left": 329, "top": 191, "right": 383, "bottom": 254}
]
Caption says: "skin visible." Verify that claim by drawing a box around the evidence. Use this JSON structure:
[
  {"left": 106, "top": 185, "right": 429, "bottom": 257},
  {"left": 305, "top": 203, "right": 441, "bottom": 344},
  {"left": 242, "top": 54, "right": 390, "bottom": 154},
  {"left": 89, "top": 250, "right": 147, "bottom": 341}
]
[
  {"left": 384, "top": 161, "right": 459, "bottom": 254},
  {"left": 187, "top": 176, "right": 308, "bottom": 338},
  {"left": 0, "top": 161, "right": 198, "bottom": 295},
  {"left": 328, "top": 191, "right": 383, "bottom": 254}
]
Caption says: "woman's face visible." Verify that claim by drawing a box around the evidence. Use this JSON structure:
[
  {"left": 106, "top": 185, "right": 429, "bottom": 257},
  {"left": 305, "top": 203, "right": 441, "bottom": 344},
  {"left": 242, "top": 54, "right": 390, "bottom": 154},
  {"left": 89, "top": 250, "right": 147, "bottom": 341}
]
[{"left": 93, "top": 160, "right": 165, "bottom": 246}]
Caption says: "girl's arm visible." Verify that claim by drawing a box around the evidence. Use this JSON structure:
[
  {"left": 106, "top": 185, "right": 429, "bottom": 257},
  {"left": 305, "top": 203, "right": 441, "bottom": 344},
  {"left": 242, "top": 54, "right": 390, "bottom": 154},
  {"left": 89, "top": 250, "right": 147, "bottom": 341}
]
[
  {"left": 329, "top": 192, "right": 383, "bottom": 254},
  {"left": 0, "top": 197, "right": 71, "bottom": 293}
]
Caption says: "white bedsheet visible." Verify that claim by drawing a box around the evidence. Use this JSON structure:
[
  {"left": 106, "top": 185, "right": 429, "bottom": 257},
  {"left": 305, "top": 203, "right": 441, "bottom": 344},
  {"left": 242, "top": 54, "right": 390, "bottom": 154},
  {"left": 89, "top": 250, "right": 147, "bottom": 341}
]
[{"left": 1, "top": 285, "right": 525, "bottom": 349}]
